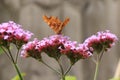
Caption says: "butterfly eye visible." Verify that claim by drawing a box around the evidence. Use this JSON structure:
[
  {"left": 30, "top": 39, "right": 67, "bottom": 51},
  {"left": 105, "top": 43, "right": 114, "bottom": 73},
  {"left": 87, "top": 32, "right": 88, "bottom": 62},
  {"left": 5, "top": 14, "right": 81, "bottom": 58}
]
[{"left": 43, "top": 15, "right": 70, "bottom": 34}]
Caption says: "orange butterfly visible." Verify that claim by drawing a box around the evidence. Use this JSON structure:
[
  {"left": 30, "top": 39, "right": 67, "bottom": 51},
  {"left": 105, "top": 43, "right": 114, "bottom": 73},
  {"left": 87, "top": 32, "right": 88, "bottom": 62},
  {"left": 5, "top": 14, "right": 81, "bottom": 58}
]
[{"left": 43, "top": 15, "right": 70, "bottom": 34}]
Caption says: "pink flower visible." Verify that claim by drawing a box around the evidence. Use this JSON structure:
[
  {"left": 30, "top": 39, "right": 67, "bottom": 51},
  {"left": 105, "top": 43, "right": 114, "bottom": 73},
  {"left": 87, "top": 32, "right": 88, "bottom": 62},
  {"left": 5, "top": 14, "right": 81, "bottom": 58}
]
[
  {"left": 60, "top": 41, "right": 92, "bottom": 64},
  {"left": 77, "top": 44, "right": 93, "bottom": 58},
  {"left": 0, "top": 21, "right": 33, "bottom": 48},
  {"left": 34, "top": 35, "right": 69, "bottom": 60},
  {"left": 21, "top": 38, "right": 41, "bottom": 59},
  {"left": 84, "top": 30, "right": 118, "bottom": 53}
]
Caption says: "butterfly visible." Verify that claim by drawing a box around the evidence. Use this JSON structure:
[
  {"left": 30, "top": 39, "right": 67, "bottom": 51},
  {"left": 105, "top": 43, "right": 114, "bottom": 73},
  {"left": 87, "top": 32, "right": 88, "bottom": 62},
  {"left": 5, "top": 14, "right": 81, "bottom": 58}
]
[{"left": 43, "top": 15, "right": 70, "bottom": 34}]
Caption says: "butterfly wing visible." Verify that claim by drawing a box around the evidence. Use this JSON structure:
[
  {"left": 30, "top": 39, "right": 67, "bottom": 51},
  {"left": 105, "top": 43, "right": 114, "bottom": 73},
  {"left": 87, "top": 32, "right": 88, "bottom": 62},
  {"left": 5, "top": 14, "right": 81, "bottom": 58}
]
[{"left": 58, "top": 18, "right": 70, "bottom": 34}]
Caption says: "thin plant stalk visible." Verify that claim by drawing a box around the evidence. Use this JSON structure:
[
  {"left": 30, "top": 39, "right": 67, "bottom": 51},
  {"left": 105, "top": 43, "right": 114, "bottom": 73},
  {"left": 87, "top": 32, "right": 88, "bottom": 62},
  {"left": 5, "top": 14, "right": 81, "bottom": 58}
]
[
  {"left": 7, "top": 48, "right": 23, "bottom": 80},
  {"left": 64, "top": 64, "right": 73, "bottom": 76},
  {"left": 93, "top": 49, "right": 104, "bottom": 80},
  {"left": 1, "top": 46, "right": 11, "bottom": 60},
  {"left": 2, "top": 47, "right": 23, "bottom": 80},
  {"left": 39, "top": 58, "right": 73, "bottom": 80},
  {"left": 15, "top": 48, "right": 20, "bottom": 63},
  {"left": 93, "top": 56, "right": 100, "bottom": 80},
  {"left": 40, "top": 60, "right": 61, "bottom": 75},
  {"left": 57, "top": 59, "right": 65, "bottom": 80},
  {"left": 13, "top": 63, "right": 23, "bottom": 80}
]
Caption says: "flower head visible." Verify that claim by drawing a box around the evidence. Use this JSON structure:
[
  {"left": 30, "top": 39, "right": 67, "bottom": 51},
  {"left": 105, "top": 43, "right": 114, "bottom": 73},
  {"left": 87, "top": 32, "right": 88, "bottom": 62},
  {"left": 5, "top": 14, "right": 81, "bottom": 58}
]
[
  {"left": 21, "top": 38, "right": 41, "bottom": 59},
  {"left": 0, "top": 21, "right": 33, "bottom": 48},
  {"left": 84, "top": 30, "right": 118, "bottom": 53},
  {"left": 60, "top": 40, "right": 92, "bottom": 64}
]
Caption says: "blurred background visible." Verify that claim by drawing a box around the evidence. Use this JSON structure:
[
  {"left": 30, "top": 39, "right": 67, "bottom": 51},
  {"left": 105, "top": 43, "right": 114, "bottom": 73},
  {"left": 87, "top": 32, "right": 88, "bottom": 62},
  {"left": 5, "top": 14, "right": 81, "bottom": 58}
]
[{"left": 0, "top": 0, "right": 120, "bottom": 80}]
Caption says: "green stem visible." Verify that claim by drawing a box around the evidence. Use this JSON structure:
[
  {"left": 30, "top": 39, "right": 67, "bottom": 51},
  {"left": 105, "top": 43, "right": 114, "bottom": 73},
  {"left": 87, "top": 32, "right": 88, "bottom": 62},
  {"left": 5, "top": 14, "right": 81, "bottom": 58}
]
[
  {"left": 7, "top": 48, "right": 23, "bottom": 80},
  {"left": 99, "top": 50, "right": 104, "bottom": 62},
  {"left": 93, "top": 61, "right": 99, "bottom": 80},
  {"left": 7, "top": 48, "right": 15, "bottom": 63},
  {"left": 1, "top": 45, "right": 23, "bottom": 80},
  {"left": 64, "top": 64, "right": 73, "bottom": 76},
  {"left": 40, "top": 60, "right": 61, "bottom": 75},
  {"left": 93, "top": 50, "right": 104, "bottom": 80},
  {"left": 13, "top": 63, "right": 23, "bottom": 80},
  {"left": 64, "top": 65, "right": 73, "bottom": 76},
  {"left": 1, "top": 46, "right": 11, "bottom": 60},
  {"left": 15, "top": 49, "right": 20, "bottom": 63},
  {"left": 57, "top": 60, "right": 65, "bottom": 80}
]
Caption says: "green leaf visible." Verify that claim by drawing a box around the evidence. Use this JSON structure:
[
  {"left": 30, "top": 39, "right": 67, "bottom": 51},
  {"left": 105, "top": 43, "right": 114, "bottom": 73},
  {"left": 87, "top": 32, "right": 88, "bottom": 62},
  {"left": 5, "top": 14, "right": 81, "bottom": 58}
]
[
  {"left": 65, "top": 76, "right": 76, "bottom": 80},
  {"left": 11, "top": 73, "right": 26, "bottom": 80},
  {"left": 110, "top": 78, "right": 120, "bottom": 80}
]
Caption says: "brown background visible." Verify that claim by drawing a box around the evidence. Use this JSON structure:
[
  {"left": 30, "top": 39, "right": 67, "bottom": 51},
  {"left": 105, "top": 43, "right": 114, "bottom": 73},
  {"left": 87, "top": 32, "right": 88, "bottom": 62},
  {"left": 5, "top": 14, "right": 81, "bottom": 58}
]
[{"left": 0, "top": 0, "right": 120, "bottom": 80}]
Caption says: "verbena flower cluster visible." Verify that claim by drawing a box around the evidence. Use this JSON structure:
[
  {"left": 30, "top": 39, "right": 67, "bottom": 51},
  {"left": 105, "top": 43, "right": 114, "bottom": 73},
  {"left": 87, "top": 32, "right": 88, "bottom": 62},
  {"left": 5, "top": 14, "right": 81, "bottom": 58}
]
[
  {"left": 0, "top": 21, "right": 33, "bottom": 48},
  {"left": 84, "top": 30, "right": 118, "bottom": 53},
  {"left": 0, "top": 21, "right": 33, "bottom": 80},
  {"left": 21, "top": 35, "right": 92, "bottom": 64},
  {"left": 21, "top": 30, "right": 118, "bottom": 64}
]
